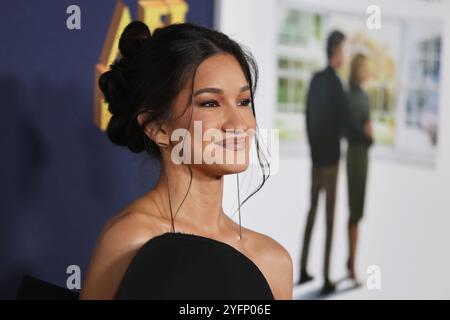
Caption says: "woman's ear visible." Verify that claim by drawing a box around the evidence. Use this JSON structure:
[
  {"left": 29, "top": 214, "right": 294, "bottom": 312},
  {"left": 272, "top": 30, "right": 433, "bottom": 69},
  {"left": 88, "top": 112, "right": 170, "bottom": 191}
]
[{"left": 137, "top": 112, "right": 169, "bottom": 148}]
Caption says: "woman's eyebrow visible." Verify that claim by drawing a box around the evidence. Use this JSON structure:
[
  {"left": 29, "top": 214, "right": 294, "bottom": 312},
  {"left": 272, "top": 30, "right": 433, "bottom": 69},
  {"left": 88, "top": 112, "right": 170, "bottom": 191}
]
[{"left": 193, "top": 84, "right": 250, "bottom": 97}]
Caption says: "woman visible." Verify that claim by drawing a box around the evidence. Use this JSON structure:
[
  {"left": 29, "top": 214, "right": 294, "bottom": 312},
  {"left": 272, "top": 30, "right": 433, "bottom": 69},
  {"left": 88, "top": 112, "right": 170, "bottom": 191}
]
[
  {"left": 79, "top": 21, "right": 293, "bottom": 300},
  {"left": 346, "top": 53, "right": 373, "bottom": 284}
]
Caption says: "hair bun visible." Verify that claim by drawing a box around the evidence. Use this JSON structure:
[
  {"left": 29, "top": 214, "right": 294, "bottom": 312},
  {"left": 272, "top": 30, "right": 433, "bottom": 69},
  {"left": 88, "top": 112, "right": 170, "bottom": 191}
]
[{"left": 119, "top": 21, "right": 151, "bottom": 59}]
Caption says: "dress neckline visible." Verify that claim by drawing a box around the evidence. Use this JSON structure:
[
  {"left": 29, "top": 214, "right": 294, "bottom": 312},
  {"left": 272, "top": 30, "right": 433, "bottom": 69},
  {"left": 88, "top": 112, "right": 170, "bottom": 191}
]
[{"left": 139, "top": 231, "right": 274, "bottom": 299}]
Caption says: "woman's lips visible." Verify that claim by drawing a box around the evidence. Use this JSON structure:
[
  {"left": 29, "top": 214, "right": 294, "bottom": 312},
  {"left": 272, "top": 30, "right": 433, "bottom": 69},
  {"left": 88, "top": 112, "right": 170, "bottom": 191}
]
[{"left": 214, "top": 136, "right": 246, "bottom": 151}]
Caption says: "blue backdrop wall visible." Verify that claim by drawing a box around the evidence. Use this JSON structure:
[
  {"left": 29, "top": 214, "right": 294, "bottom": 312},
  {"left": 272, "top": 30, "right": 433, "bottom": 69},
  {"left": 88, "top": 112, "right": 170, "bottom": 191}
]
[{"left": 0, "top": 0, "right": 215, "bottom": 299}]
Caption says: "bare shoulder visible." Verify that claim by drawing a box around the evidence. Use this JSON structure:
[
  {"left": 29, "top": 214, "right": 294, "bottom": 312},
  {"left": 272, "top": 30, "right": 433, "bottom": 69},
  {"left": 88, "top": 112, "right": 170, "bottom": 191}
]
[
  {"left": 79, "top": 210, "right": 167, "bottom": 300},
  {"left": 245, "top": 228, "right": 293, "bottom": 300},
  {"left": 99, "top": 210, "right": 166, "bottom": 251}
]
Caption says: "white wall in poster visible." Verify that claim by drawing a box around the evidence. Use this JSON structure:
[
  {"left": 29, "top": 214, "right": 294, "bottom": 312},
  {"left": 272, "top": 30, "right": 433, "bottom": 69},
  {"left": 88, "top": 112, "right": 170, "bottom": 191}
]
[{"left": 217, "top": 0, "right": 450, "bottom": 298}]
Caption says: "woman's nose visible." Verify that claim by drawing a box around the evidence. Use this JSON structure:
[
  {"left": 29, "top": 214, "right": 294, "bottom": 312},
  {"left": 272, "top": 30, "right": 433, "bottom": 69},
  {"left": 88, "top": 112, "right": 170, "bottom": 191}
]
[{"left": 222, "top": 105, "right": 248, "bottom": 134}]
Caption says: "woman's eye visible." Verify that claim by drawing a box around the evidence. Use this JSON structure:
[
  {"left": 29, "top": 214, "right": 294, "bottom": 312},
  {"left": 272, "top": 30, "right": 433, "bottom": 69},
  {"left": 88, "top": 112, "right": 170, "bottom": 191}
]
[
  {"left": 199, "top": 98, "right": 252, "bottom": 108},
  {"left": 200, "top": 100, "right": 219, "bottom": 108},
  {"left": 239, "top": 98, "right": 253, "bottom": 107}
]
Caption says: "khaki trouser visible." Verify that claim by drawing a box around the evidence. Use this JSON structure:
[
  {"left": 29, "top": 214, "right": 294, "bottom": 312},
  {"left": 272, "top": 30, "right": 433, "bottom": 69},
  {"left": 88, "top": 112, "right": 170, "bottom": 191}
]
[{"left": 300, "top": 163, "right": 339, "bottom": 281}]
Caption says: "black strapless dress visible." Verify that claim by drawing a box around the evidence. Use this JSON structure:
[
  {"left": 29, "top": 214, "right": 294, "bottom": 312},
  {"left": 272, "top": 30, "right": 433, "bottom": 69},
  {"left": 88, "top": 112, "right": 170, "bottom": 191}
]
[{"left": 115, "top": 232, "right": 274, "bottom": 300}]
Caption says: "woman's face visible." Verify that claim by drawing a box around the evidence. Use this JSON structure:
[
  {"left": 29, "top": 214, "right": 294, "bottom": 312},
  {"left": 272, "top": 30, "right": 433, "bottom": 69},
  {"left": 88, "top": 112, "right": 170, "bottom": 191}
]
[
  {"left": 165, "top": 53, "right": 257, "bottom": 177},
  {"left": 360, "top": 59, "right": 370, "bottom": 84}
]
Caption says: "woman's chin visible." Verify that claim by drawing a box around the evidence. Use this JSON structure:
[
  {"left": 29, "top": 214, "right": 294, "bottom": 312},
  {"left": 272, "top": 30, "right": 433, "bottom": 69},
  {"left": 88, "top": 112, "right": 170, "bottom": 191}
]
[
  {"left": 193, "top": 162, "right": 250, "bottom": 177},
  {"left": 219, "top": 162, "right": 250, "bottom": 175}
]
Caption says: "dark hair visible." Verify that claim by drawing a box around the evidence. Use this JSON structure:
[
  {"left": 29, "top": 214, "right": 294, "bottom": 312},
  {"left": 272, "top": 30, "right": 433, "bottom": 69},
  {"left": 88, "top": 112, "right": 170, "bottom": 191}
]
[
  {"left": 326, "top": 30, "right": 345, "bottom": 60},
  {"left": 99, "top": 21, "right": 270, "bottom": 223}
]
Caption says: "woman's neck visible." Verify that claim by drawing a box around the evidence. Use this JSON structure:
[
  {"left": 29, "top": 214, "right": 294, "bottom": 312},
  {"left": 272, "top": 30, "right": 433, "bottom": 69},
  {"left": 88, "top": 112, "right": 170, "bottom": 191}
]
[{"left": 150, "top": 161, "right": 227, "bottom": 235}]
